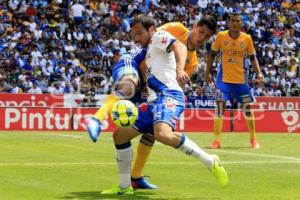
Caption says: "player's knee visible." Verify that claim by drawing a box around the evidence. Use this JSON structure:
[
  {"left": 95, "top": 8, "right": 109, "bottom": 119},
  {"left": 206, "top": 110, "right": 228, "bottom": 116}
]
[
  {"left": 243, "top": 104, "right": 252, "bottom": 117},
  {"left": 112, "top": 129, "right": 126, "bottom": 144},
  {"left": 154, "top": 129, "right": 172, "bottom": 146},
  {"left": 216, "top": 100, "right": 225, "bottom": 116},
  {"left": 244, "top": 110, "right": 252, "bottom": 117},
  {"left": 140, "top": 134, "right": 155, "bottom": 146},
  {"left": 116, "top": 80, "right": 137, "bottom": 99}
]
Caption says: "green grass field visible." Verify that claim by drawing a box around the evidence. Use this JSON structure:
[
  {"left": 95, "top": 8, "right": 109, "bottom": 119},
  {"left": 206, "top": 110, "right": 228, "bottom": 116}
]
[{"left": 0, "top": 131, "right": 299, "bottom": 200}]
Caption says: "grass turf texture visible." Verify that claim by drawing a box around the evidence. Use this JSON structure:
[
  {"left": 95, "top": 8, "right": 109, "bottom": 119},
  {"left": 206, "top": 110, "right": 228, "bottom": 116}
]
[{"left": 0, "top": 131, "right": 299, "bottom": 200}]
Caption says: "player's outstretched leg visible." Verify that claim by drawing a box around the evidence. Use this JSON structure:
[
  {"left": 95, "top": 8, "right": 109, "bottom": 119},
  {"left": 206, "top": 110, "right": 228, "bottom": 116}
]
[
  {"left": 86, "top": 74, "right": 138, "bottom": 142},
  {"left": 85, "top": 117, "right": 102, "bottom": 142},
  {"left": 176, "top": 133, "right": 228, "bottom": 187},
  {"left": 85, "top": 94, "right": 120, "bottom": 142},
  {"left": 154, "top": 123, "right": 228, "bottom": 187},
  {"left": 131, "top": 134, "right": 158, "bottom": 189}
]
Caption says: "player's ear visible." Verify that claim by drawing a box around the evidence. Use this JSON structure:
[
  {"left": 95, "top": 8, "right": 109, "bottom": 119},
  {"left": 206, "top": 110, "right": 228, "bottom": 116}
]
[{"left": 148, "top": 25, "right": 156, "bottom": 33}]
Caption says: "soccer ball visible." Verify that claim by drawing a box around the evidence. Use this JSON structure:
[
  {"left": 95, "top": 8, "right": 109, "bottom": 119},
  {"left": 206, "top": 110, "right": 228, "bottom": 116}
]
[{"left": 110, "top": 100, "right": 138, "bottom": 127}]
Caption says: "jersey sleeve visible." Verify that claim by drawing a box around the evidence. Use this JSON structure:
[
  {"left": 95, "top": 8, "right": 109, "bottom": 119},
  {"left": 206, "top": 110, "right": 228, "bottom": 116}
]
[
  {"left": 211, "top": 33, "right": 222, "bottom": 52},
  {"left": 246, "top": 35, "right": 256, "bottom": 56},
  {"left": 151, "top": 30, "right": 176, "bottom": 52}
]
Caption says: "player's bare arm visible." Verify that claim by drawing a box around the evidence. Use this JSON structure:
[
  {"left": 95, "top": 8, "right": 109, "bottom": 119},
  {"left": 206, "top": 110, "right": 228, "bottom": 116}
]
[
  {"left": 205, "top": 49, "right": 218, "bottom": 85},
  {"left": 249, "top": 54, "right": 264, "bottom": 85},
  {"left": 169, "top": 40, "right": 190, "bottom": 87}
]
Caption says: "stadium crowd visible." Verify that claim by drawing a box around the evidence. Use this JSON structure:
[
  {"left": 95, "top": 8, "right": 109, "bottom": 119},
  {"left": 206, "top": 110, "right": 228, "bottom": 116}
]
[{"left": 0, "top": 0, "right": 299, "bottom": 97}]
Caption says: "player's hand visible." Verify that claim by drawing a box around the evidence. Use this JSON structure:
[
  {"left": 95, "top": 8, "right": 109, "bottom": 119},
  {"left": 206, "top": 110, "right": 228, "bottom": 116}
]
[
  {"left": 177, "top": 70, "right": 190, "bottom": 87},
  {"left": 256, "top": 73, "right": 264, "bottom": 85},
  {"left": 205, "top": 72, "right": 214, "bottom": 85}
]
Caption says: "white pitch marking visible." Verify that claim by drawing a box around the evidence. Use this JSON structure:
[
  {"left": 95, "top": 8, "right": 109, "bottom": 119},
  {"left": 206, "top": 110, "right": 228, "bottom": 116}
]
[
  {"left": 4, "top": 133, "right": 300, "bottom": 161},
  {"left": 0, "top": 160, "right": 299, "bottom": 167},
  {"left": 215, "top": 149, "right": 300, "bottom": 161},
  {"left": 20, "top": 133, "right": 113, "bottom": 141}
]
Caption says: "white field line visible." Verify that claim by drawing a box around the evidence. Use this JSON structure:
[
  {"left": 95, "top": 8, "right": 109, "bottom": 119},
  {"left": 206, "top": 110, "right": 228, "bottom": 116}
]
[
  {"left": 14, "top": 133, "right": 113, "bottom": 141},
  {"left": 4, "top": 133, "right": 300, "bottom": 162},
  {"left": 0, "top": 160, "right": 299, "bottom": 167},
  {"left": 43, "top": 133, "right": 300, "bottom": 161},
  {"left": 215, "top": 149, "right": 300, "bottom": 161}
]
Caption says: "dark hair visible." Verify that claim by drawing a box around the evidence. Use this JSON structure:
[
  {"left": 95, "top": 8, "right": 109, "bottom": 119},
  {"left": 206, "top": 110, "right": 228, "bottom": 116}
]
[
  {"left": 131, "top": 14, "right": 156, "bottom": 30},
  {"left": 197, "top": 15, "right": 217, "bottom": 34},
  {"left": 229, "top": 13, "right": 242, "bottom": 20}
]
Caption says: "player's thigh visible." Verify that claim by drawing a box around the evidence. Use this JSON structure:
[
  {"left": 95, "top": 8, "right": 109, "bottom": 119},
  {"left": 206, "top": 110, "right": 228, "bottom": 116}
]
[
  {"left": 113, "top": 127, "right": 141, "bottom": 145},
  {"left": 233, "top": 84, "right": 255, "bottom": 105},
  {"left": 152, "top": 95, "right": 184, "bottom": 137},
  {"left": 216, "top": 81, "right": 230, "bottom": 114},
  {"left": 153, "top": 95, "right": 184, "bottom": 127},
  {"left": 216, "top": 81, "right": 231, "bottom": 102},
  {"left": 153, "top": 122, "right": 182, "bottom": 147},
  {"left": 153, "top": 122, "right": 173, "bottom": 141}
]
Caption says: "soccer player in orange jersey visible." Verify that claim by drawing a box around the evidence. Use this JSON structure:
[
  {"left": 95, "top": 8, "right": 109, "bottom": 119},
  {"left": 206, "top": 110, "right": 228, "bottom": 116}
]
[
  {"left": 86, "top": 15, "right": 217, "bottom": 189},
  {"left": 205, "top": 13, "right": 264, "bottom": 149}
]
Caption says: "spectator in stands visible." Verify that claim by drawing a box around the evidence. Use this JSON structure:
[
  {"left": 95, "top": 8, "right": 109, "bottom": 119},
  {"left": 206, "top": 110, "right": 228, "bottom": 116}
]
[
  {"left": 0, "top": 0, "right": 298, "bottom": 97},
  {"left": 28, "top": 83, "right": 42, "bottom": 94}
]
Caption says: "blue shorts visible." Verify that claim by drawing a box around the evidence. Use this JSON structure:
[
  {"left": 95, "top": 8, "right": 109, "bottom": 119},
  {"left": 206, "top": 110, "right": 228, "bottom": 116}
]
[
  {"left": 133, "top": 91, "right": 184, "bottom": 135},
  {"left": 216, "top": 80, "right": 255, "bottom": 104}
]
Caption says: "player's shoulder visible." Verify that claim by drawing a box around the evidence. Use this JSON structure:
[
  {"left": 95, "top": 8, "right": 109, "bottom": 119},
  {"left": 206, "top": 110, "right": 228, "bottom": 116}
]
[
  {"left": 216, "top": 30, "right": 228, "bottom": 37},
  {"left": 154, "top": 30, "right": 173, "bottom": 38},
  {"left": 240, "top": 32, "right": 252, "bottom": 40},
  {"left": 214, "top": 31, "right": 228, "bottom": 42},
  {"left": 158, "top": 22, "right": 188, "bottom": 31}
]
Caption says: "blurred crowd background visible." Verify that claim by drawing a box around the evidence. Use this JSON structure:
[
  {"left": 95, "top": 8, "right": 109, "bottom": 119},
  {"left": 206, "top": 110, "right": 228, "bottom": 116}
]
[{"left": 0, "top": 0, "right": 299, "bottom": 98}]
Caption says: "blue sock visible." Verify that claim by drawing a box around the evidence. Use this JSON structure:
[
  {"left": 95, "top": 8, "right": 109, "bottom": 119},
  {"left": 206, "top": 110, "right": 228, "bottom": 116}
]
[{"left": 175, "top": 133, "right": 186, "bottom": 148}]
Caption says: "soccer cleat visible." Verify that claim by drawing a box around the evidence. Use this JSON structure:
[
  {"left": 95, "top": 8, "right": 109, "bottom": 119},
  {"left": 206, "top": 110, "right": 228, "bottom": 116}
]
[
  {"left": 131, "top": 176, "right": 158, "bottom": 189},
  {"left": 210, "top": 154, "right": 228, "bottom": 187},
  {"left": 250, "top": 138, "right": 260, "bottom": 149},
  {"left": 85, "top": 117, "right": 101, "bottom": 142},
  {"left": 101, "top": 185, "right": 134, "bottom": 195},
  {"left": 211, "top": 140, "right": 221, "bottom": 149}
]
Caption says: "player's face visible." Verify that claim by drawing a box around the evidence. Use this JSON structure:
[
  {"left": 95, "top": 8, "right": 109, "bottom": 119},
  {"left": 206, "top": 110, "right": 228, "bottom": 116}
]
[
  {"left": 228, "top": 16, "right": 243, "bottom": 32},
  {"left": 130, "top": 23, "right": 151, "bottom": 48},
  {"left": 190, "top": 24, "right": 213, "bottom": 48}
]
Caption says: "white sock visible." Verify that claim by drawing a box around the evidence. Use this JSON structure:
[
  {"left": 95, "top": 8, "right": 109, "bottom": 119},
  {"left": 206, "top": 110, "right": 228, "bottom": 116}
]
[
  {"left": 178, "top": 135, "right": 214, "bottom": 168},
  {"left": 116, "top": 146, "right": 132, "bottom": 188}
]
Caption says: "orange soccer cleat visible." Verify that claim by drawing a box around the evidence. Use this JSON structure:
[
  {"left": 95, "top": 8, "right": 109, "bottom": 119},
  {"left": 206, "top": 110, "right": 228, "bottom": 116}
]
[
  {"left": 250, "top": 138, "right": 260, "bottom": 149},
  {"left": 211, "top": 140, "right": 221, "bottom": 149}
]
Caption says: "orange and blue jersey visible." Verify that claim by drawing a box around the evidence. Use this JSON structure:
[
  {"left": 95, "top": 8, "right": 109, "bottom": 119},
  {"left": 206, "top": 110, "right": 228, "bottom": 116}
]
[
  {"left": 212, "top": 30, "right": 256, "bottom": 84},
  {"left": 212, "top": 30, "right": 256, "bottom": 103}
]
